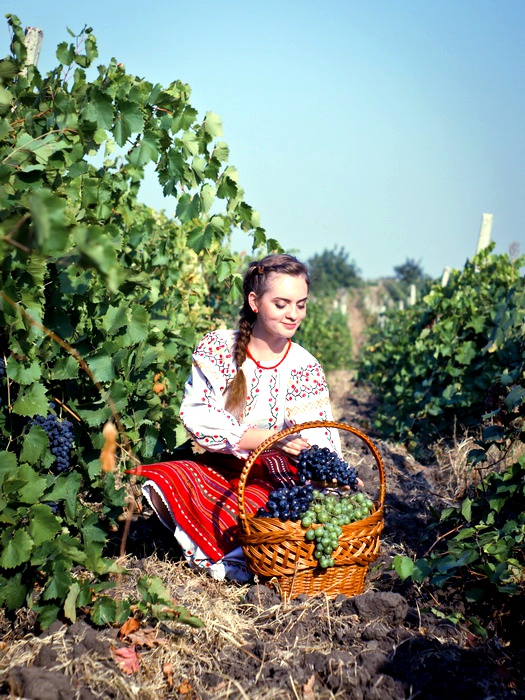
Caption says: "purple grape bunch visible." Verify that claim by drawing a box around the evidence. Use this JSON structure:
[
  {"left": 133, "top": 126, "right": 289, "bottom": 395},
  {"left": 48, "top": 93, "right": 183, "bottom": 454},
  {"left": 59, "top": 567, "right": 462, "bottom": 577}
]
[
  {"left": 296, "top": 445, "right": 359, "bottom": 489},
  {"left": 256, "top": 483, "right": 315, "bottom": 521},
  {"left": 32, "top": 411, "right": 75, "bottom": 473}
]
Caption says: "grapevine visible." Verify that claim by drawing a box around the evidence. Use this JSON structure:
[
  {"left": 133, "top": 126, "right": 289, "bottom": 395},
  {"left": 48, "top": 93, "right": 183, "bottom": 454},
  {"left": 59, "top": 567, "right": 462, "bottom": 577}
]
[
  {"left": 358, "top": 245, "right": 525, "bottom": 445},
  {"left": 0, "top": 14, "right": 271, "bottom": 629}
]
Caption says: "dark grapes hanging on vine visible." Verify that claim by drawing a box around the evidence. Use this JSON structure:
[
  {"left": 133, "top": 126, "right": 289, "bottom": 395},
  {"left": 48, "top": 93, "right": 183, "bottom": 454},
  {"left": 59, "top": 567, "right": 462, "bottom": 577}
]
[{"left": 32, "top": 408, "right": 75, "bottom": 473}]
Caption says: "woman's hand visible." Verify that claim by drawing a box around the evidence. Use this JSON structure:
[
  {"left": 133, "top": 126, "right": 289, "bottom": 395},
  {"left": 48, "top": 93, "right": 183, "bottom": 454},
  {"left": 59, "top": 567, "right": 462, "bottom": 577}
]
[
  {"left": 275, "top": 434, "right": 310, "bottom": 457},
  {"left": 238, "top": 428, "right": 309, "bottom": 456}
]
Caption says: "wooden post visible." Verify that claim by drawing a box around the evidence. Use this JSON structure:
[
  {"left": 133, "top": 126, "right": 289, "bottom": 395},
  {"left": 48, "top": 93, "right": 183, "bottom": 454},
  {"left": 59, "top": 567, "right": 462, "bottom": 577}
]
[
  {"left": 24, "top": 27, "right": 44, "bottom": 68},
  {"left": 476, "top": 213, "right": 493, "bottom": 255}
]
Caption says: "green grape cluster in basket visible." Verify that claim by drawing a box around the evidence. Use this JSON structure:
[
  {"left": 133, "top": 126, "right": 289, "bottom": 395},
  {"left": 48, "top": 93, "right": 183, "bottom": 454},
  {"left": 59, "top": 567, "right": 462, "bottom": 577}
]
[{"left": 301, "top": 490, "right": 374, "bottom": 568}]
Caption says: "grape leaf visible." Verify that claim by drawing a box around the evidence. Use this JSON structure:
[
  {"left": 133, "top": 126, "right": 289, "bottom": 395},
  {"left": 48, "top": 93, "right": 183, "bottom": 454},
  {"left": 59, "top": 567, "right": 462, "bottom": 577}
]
[
  {"left": 20, "top": 424, "right": 48, "bottom": 464},
  {"left": 64, "top": 581, "right": 80, "bottom": 623},
  {"left": 91, "top": 596, "right": 117, "bottom": 626},
  {"left": 392, "top": 555, "right": 414, "bottom": 581},
  {"left": 12, "top": 382, "right": 48, "bottom": 417},
  {"left": 29, "top": 504, "right": 62, "bottom": 546},
  {"left": 6, "top": 358, "right": 41, "bottom": 385},
  {"left": 0, "top": 527, "right": 34, "bottom": 568},
  {"left": 202, "top": 111, "right": 223, "bottom": 138},
  {"left": 0, "top": 572, "right": 27, "bottom": 609},
  {"left": 113, "top": 102, "right": 144, "bottom": 146},
  {"left": 43, "top": 558, "right": 72, "bottom": 600},
  {"left": 129, "top": 131, "right": 159, "bottom": 167},
  {"left": 17, "top": 464, "right": 48, "bottom": 504}
]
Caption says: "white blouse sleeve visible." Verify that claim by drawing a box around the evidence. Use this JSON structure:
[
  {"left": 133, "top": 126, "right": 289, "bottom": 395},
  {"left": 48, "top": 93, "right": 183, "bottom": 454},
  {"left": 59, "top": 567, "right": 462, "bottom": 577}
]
[
  {"left": 284, "top": 351, "right": 342, "bottom": 456},
  {"left": 179, "top": 331, "right": 253, "bottom": 456}
]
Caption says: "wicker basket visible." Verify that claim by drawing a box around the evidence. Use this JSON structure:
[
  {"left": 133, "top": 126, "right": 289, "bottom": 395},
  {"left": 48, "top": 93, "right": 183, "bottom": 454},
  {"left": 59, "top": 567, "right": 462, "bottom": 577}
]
[{"left": 237, "top": 420, "right": 385, "bottom": 600}]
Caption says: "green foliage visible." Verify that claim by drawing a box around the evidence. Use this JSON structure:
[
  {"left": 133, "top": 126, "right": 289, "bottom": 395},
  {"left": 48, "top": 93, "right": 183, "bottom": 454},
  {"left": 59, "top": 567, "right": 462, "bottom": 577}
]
[
  {"left": 306, "top": 247, "right": 361, "bottom": 297},
  {"left": 393, "top": 460, "right": 525, "bottom": 594},
  {"left": 134, "top": 575, "right": 204, "bottom": 628},
  {"left": 393, "top": 257, "right": 429, "bottom": 285},
  {"left": 358, "top": 246, "right": 525, "bottom": 444},
  {"left": 295, "top": 297, "right": 353, "bottom": 371},
  {"left": 0, "top": 15, "right": 271, "bottom": 628},
  {"left": 392, "top": 375, "right": 525, "bottom": 600},
  {"left": 381, "top": 258, "right": 432, "bottom": 305}
]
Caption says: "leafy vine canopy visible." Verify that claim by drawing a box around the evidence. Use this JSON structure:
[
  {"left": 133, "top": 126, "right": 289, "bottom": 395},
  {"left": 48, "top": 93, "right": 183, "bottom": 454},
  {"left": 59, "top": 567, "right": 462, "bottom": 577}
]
[{"left": 0, "top": 14, "right": 280, "bottom": 627}]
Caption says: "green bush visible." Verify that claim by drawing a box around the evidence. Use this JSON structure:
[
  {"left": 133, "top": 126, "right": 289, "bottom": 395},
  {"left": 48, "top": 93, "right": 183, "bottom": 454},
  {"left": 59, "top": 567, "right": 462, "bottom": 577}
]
[
  {"left": 358, "top": 246, "right": 525, "bottom": 445},
  {"left": 295, "top": 297, "right": 353, "bottom": 372}
]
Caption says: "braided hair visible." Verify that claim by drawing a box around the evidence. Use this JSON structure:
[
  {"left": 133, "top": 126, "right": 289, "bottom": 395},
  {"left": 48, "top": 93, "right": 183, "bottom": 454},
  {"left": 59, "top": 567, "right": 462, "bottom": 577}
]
[{"left": 224, "top": 253, "right": 310, "bottom": 419}]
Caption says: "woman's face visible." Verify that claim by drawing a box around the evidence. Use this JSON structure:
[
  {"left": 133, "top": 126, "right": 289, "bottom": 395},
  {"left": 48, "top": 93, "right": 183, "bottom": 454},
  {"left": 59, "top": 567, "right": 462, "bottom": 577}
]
[{"left": 249, "top": 273, "right": 308, "bottom": 342}]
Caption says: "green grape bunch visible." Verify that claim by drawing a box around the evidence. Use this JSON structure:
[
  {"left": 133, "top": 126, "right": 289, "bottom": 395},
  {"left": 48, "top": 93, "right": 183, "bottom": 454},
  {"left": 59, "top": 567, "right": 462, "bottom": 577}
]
[{"left": 300, "top": 490, "right": 375, "bottom": 569}]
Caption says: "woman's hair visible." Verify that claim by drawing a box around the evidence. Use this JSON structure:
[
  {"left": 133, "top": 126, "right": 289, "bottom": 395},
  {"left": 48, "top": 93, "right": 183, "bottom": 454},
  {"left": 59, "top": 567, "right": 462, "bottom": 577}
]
[{"left": 224, "top": 253, "right": 310, "bottom": 419}]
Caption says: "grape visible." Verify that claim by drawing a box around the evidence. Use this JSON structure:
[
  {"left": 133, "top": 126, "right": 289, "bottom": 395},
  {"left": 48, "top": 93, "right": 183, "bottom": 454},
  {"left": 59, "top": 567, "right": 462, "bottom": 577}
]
[
  {"left": 31, "top": 411, "right": 75, "bottom": 473},
  {"left": 256, "top": 483, "right": 315, "bottom": 521},
  {"left": 296, "top": 445, "right": 359, "bottom": 489},
  {"left": 47, "top": 501, "right": 61, "bottom": 516},
  {"left": 299, "top": 491, "right": 375, "bottom": 568}
]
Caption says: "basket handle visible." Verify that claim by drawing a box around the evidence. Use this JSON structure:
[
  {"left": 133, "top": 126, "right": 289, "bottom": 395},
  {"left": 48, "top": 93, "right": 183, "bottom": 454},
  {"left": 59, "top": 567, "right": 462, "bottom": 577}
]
[{"left": 237, "top": 420, "right": 385, "bottom": 536}]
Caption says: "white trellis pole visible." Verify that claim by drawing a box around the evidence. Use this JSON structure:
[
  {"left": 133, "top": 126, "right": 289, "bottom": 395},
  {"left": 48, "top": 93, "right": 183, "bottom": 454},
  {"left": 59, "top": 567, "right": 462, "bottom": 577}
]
[
  {"left": 441, "top": 267, "right": 451, "bottom": 287},
  {"left": 476, "top": 213, "right": 493, "bottom": 254},
  {"left": 24, "top": 26, "right": 44, "bottom": 69}
]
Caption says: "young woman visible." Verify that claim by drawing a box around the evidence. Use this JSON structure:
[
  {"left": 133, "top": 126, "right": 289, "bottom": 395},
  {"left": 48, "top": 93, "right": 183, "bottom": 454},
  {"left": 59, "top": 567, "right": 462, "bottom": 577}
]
[{"left": 127, "top": 253, "right": 341, "bottom": 581}]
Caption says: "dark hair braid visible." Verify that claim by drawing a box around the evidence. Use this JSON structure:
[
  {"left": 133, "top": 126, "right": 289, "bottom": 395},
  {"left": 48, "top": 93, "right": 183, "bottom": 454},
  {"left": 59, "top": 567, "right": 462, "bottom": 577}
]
[{"left": 224, "top": 253, "right": 309, "bottom": 419}]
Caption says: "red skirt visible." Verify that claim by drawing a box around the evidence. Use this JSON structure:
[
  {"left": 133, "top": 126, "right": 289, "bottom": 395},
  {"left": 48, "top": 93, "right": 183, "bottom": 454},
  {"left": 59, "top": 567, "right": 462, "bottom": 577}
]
[{"left": 126, "top": 450, "right": 296, "bottom": 562}]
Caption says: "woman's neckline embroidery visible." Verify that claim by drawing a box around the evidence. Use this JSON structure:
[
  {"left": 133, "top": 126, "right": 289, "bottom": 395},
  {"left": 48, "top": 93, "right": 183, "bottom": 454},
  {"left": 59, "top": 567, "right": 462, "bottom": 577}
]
[{"left": 246, "top": 339, "right": 292, "bottom": 370}]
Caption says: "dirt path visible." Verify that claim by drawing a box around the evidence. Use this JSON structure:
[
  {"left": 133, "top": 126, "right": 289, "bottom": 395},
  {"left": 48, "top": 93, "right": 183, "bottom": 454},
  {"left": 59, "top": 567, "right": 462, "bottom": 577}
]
[{"left": 346, "top": 292, "right": 367, "bottom": 360}]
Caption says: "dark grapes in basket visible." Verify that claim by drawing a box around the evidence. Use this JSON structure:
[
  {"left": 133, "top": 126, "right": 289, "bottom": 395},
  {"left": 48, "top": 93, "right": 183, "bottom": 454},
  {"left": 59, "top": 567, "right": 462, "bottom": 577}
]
[
  {"left": 296, "top": 445, "right": 359, "bottom": 489},
  {"left": 256, "top": 483, "right": 315, "bottom": 521}
]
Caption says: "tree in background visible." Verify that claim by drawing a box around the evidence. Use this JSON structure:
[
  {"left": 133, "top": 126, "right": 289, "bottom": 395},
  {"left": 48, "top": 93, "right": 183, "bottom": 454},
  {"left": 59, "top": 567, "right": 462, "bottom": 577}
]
[
  {"left": 306, "top": 247, "right": 361, "bottom": 297},
  {"left": 381, "top": 258, "right": 431, "bottom": 304},
  {"left": 394, "top": 258, "right": 429, "bottom": 286}
]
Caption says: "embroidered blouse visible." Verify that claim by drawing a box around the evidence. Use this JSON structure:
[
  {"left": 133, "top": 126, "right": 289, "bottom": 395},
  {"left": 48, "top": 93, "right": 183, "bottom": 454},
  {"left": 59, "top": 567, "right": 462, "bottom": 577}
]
[{"left": 179, "top": 329, "right": 342, "bottom": 459}]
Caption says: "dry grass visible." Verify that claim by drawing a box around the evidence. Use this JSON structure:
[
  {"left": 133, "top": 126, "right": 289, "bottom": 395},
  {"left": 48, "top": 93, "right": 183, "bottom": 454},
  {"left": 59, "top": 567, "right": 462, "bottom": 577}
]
[
  {"left": 0, "top": 556, "right": 302, "bottom": 699},
  {"left": 1, "top": 551, "right": 370, "bottom": 699},
  {"left": 431, "top": 423, "right": 525, "bottom": 500},
  {"left": 431, "top": 432, "right": 479, "bottom": 498}
]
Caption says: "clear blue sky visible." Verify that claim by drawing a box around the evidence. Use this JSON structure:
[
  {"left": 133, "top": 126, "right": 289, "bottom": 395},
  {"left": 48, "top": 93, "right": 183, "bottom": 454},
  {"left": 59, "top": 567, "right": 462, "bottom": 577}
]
[{"left": 4, "top": 1, "right": 525, "bottom": 280}]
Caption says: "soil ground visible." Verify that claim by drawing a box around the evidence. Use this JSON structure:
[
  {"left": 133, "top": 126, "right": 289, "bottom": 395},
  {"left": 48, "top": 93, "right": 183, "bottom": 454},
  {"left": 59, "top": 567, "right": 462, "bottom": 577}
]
[{"left": 0, "top": 372, "right": 523, "bottom": 699}]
